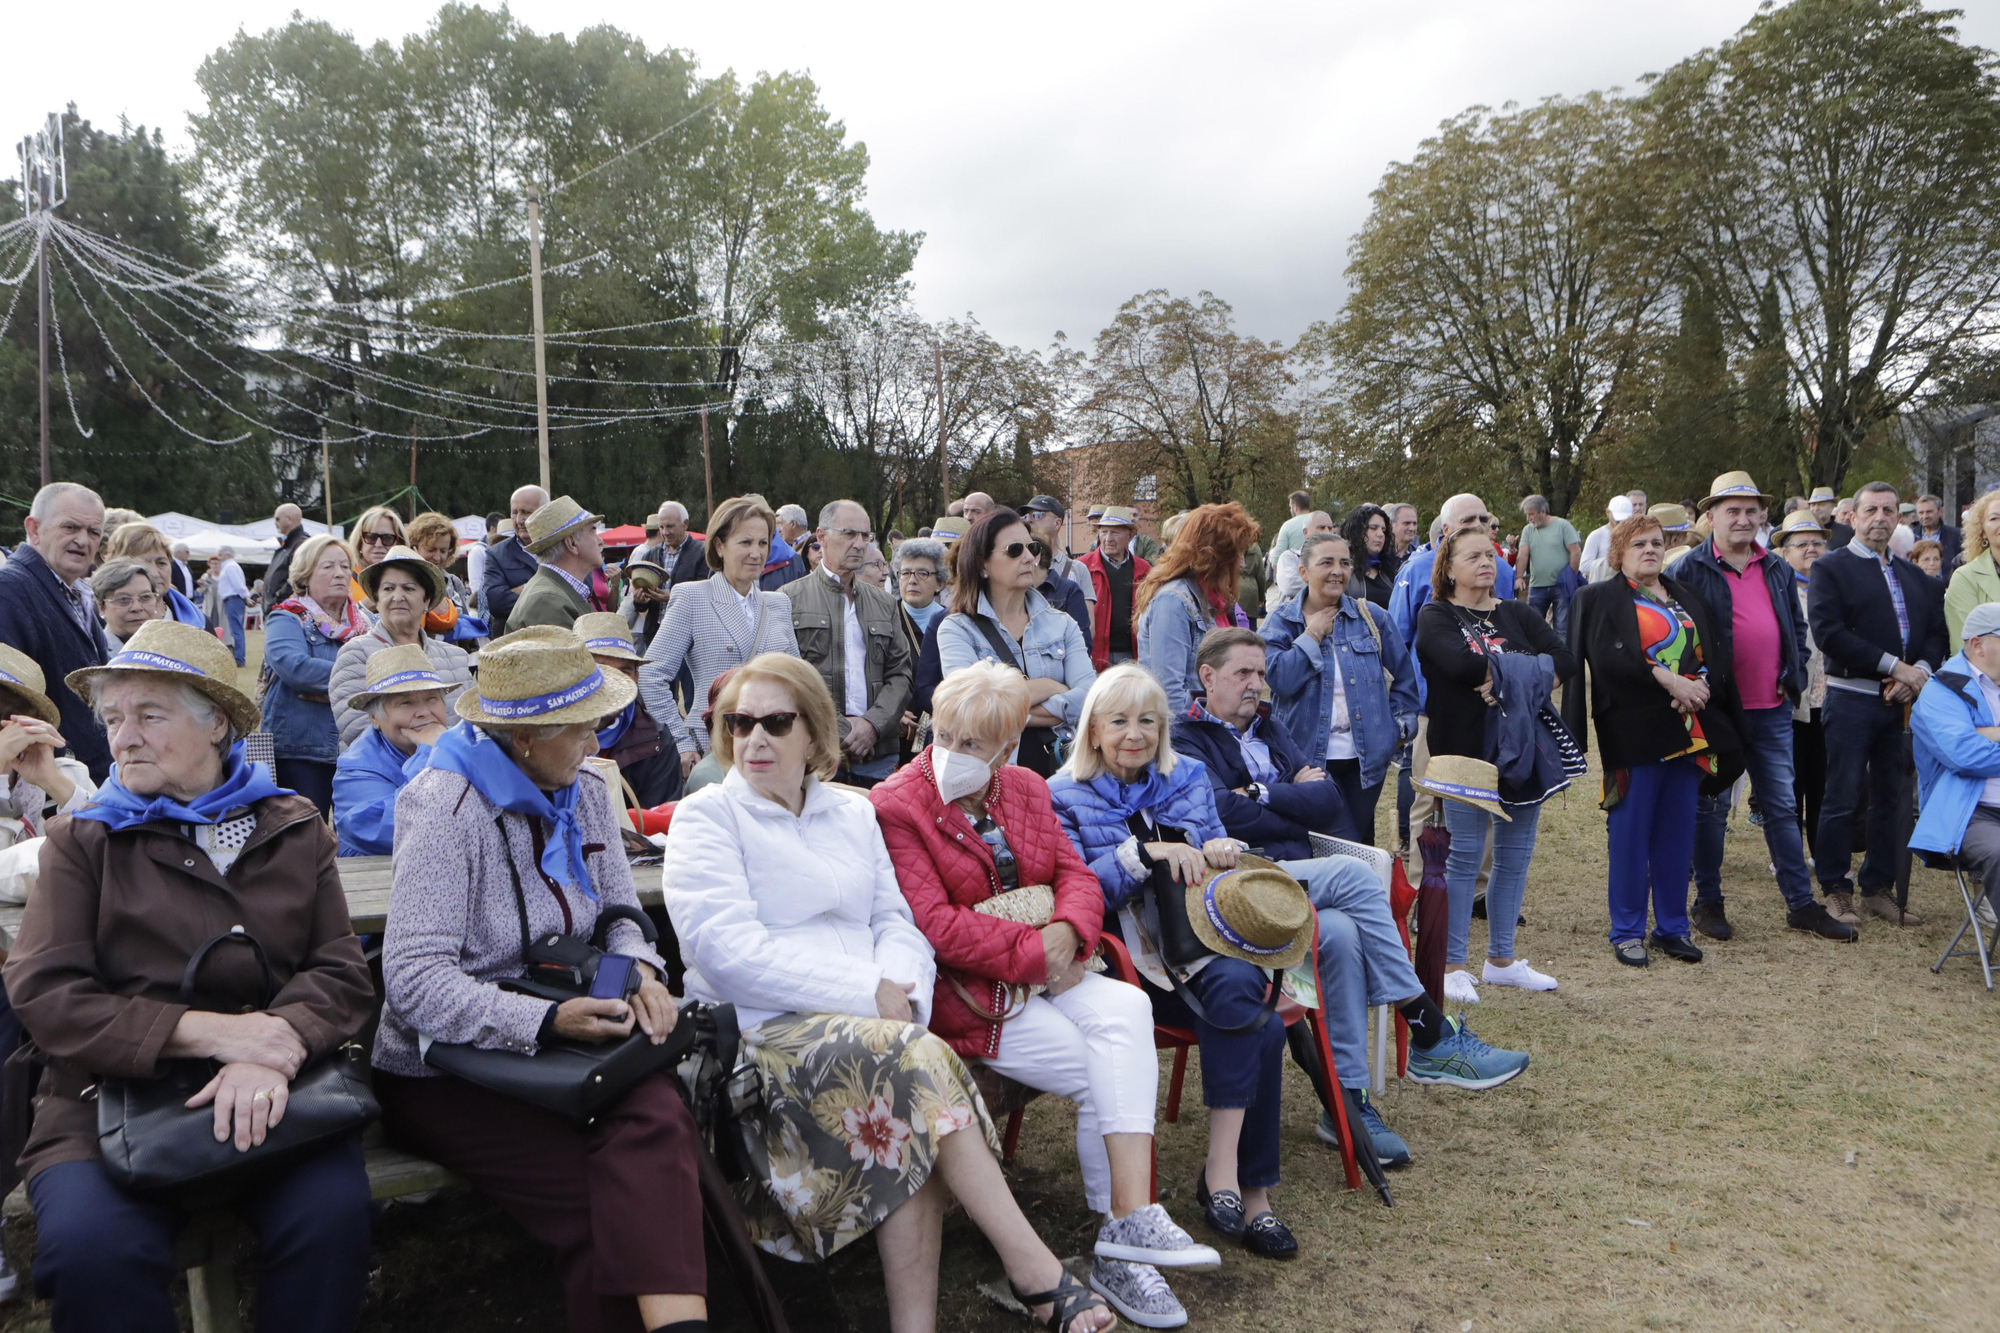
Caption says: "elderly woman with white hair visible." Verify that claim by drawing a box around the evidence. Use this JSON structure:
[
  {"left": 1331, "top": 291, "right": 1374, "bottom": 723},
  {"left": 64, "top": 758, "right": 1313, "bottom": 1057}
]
[
  {"left": 90, "top": 559, "right": 163, "bottom": 650},
  {"left": 664, "top": 652, "right": 1114, "bottom": 1333},
  {"left": 329, "top": 544, "right": 473, "bottom": 751},
  {"left": 4, "top": 620, "right": 375, "bottom": 1333},
  {"left": 265, "top": 534, "right": 365, "bottom": 815},
  {"left": 872, "top": 658, "right": 1218, "bottom": 1328},
  {"left": 329, "top": 645, "right": 452, "bottom": 857}
]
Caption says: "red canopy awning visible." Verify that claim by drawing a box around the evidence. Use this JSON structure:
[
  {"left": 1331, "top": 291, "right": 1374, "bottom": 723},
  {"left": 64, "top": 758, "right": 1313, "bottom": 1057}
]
[{"left": 597, "top": 524, "right": 648, "bottom": 547}]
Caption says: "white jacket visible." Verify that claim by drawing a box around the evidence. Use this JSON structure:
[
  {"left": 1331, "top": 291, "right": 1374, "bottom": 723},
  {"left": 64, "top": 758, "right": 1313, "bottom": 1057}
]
[
  {"left": 0, "top": 758, "right": 95, "bottom": 903},
  {"left": 661, "top": 767, "right": 935, "bottom": 1033}
]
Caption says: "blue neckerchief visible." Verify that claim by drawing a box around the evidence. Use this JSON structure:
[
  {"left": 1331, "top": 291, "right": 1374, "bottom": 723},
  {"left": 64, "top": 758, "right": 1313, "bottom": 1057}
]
[
  {"left": 595, "top": 702, "right": 635, "bottom": 753},
  {"left": 166, "top": 587, "right": 207, "bottom": 628},
  {"left": 425, "top": 721, "right": 595, "bottom": 898},
  {"left": 73, "top": 741, "right": 291, "bottom": 832},
  {"left": 1082, "top": 759, "right": 1197, "bottom": 821}
]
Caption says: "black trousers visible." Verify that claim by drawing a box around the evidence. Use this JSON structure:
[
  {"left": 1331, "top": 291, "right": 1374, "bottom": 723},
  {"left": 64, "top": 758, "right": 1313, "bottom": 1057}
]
[{"left": 1793, "top": 709, "right": 1825, "bottom": 863}]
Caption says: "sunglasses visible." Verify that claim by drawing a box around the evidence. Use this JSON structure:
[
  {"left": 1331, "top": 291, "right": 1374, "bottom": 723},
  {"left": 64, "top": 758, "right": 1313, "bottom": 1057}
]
[
  {"left": 1000, "top": 540, "right": 1046, "bottom": 560},
  {"left": 361, "top": 531, "right": 399, "bottom": 546},
  {"left": 720, "top": 711, "right": 799, "bottom": 738}
]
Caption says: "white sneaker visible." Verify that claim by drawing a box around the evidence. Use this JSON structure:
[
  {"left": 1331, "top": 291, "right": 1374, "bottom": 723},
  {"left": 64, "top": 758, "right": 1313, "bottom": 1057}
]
[
  {"left": 1482, "top": 959, "right": 1558, "bottom": 991},
  {"left": 1443, "top": 970, "right": 1480, "bottom": 1005}
]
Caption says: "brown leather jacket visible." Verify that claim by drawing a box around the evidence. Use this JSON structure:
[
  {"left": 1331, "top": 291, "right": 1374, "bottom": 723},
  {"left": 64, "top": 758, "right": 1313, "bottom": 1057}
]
[{"left": 3, "top": 794, "right": 372, "bottom": 1183}]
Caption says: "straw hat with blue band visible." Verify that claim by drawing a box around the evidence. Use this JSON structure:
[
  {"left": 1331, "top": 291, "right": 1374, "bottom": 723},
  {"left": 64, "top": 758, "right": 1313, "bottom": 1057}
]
[
  {"left": 1413, "top": 755, "right": 1512, "bottom": 822},
  {"left": 572, "top": 612, "right": 643, "bottom": 662},
  {"left": 453, "top": 626, "right": 635, "bottom": 728},
  {"left": 346, "top": 644, "right": 450, "bottom": 710},
  {"left": 358, "top": 543, "right": 447, "bottom": 608},
  {"left": 522, "top": 495, "right": 602, "bottom": 555},
  {"left": 1187, "top": 853, "right": 1313, "bottom": 970},
  {"left": 0, "top": 644, "right": 62, "bottom": 727},
  {"left": 1809, "top": 486, "right": 1838, "bottom": 503},
  {"left": 1696, "top": 470, "right": 1775, "bottom": 513},
  {"left": 1648, "top": 503, "right": 1692, "bottom": 534},
  {"left": 1774, "top": 510, "right": 1827, "bottom": 546},
  {"left": 65, "top": 619, "right": 261, "bottom": 737}
]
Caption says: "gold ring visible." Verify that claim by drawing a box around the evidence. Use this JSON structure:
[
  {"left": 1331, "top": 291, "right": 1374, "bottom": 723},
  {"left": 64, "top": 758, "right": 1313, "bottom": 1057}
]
[{"left": 252, "top": 1090, "right": 271, "bottom": 1101}]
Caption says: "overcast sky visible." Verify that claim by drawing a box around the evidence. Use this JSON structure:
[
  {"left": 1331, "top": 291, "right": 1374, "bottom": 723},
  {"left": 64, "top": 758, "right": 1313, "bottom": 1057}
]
[{"left": 9, "top": 1, "right": 1999, "bottom": 353}]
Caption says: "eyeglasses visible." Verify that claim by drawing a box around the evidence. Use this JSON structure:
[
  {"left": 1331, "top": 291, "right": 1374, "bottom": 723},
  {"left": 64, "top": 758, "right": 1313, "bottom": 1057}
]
[
  {"left": 361, "top": 531, "right": 398, "bottom": 546},
  {"left": 828, "top": 527, "right": 876, "bottom": 542},
  {"left": 898, "top": 568, "right": 938, "bottom": 580},
  {"left": 1000, "top": 540, "right": 1046, "bottom": 560},
  {"left": 104, "top": 593, "right": 160, "bottom": 612},
  {"left": 720, "top": 711, "right": 799, "bottom": 738}
]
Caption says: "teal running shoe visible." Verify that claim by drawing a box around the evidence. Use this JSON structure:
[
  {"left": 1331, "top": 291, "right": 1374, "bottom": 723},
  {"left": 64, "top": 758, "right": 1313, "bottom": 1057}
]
[
  {"left": 1318, "top": 1091, "right": 1411, "bottom": 1168},
  {"left": 1405, "top": 1015, "right": 1529, "bottom": 1090}
]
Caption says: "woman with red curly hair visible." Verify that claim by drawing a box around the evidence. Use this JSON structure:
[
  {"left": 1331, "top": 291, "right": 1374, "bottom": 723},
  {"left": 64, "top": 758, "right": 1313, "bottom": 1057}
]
[{"left": 1135, "top": 502, "right": 1262, "bottom": 723}]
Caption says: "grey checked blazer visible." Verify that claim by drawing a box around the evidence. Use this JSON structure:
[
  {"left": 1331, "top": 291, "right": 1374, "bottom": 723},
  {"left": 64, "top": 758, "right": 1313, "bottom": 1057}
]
[{"left": 639, "top": 572, "right": 801, "bottom": 756}]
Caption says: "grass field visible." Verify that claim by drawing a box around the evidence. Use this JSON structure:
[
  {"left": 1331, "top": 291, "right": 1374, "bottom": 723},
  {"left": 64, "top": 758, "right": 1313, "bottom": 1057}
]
[{"left": 3, "top": 635, "right": 1995, "bottom": 1331}]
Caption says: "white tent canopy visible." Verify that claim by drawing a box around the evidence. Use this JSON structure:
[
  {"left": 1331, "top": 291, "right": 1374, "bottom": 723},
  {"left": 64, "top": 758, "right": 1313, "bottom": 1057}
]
[{"left": 142, "top": 512, "right": 344, "bottom": 566}]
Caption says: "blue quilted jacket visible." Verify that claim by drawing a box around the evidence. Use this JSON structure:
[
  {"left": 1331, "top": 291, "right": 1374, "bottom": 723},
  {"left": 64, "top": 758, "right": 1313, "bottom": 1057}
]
[{"left": 1048, "top": 757, "right": 1226, "bottom": 911}]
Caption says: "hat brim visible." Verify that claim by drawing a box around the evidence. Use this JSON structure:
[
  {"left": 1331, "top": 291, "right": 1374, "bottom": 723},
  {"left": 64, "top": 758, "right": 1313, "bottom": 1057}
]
[
  {"left": 526, "top": 511, "right": 603, "bottom": 555},
  {"left": 348, "top": 678, "right": 454, "bottom": 710},
  {"left": 585, "top": 645, "right": 645, "bottom": 663},
  {"left": 1414, "top": 775, "right": 1512, "bottom": 821},
  {"left": 1696, "top": 489, "right": 1775, "bottom": 513},
  {"left": 66, "top": 661, "right": 261, "bottom": 738},
  {"left": 454, "top": 665, "right": 635, "bottom": 728},
  {"left": 360, "top": 555, "right": 447, "bottom": 608},
  {"left": 1186, "top": 856, "right": 1312, "bottom": 971},
  {"left": 0, "top": 668, "right": 62, "bottom": 728}
]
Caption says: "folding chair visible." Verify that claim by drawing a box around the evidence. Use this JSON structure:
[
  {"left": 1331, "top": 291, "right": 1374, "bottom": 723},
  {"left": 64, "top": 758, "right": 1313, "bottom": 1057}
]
[
  {"left": 1308, "top": 833, "right": 1408, "bottom": 1093},
  {"left": 1920, "top": 850, "right": 1995, "bottom": 991}
]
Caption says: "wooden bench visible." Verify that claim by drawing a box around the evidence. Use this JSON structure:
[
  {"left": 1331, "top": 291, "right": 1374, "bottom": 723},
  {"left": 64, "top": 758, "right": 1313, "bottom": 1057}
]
[{"left": 2, "top": 1134, "right": 461, "bottom": 1333}]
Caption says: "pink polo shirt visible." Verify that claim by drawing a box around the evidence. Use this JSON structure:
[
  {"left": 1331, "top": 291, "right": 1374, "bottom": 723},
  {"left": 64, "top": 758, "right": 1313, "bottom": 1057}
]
[{"left": 1718, "top": 543, "right": 1783, "bottom": 710}]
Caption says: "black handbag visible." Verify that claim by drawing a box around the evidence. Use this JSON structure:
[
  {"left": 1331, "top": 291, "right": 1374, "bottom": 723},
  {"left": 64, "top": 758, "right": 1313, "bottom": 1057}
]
[
  {"left": 422, "top": 831, "right": 699, "bottom": 1123},
  {"left": 1125, "top": 816, "right": 1281, "bottom": 1036},
  {"left": 95, "top": 926, "right": 380, "bottom": 1206},
  {"left": 970, "top": 613, "right": 1062, "bottom": 777}
]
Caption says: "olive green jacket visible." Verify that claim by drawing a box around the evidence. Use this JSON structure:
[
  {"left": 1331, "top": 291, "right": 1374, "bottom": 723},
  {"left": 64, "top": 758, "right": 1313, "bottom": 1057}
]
[
  {"left": 783, "top": 569, "right": 913, "bottom": 761},
  {"left": 505, "top": 564, "right": 591, "bottom": 636},
  {"left": 1944, "top": 549, "right": 2000, "bottom": 653}
]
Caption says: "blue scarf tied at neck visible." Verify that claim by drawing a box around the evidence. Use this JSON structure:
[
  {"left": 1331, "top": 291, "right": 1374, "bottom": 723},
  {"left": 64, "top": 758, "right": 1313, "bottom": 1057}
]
[
  {"left": 595, "top": 702, "right": 635, "bottom": 754},
  {"left": 427, "top": 721, "right": 597, "bottom": 899},
  {"left": 73, "top": 741, "right": 292, "bottom": 832}
]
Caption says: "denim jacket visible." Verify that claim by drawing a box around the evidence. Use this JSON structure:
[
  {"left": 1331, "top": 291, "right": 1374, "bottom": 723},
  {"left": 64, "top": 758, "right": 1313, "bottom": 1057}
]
[
  {"left": 261, "top": 609, "right": 345, "bottom": 763},
  {"left": 1260, "top": 591, "right": 1419, "bottom": 790},
  {"left": 937, "top": 589, "right": 1096, "bottom": 729},
  {"left": 1136, "top": 576, "right": 1213, "bottom": 724}
]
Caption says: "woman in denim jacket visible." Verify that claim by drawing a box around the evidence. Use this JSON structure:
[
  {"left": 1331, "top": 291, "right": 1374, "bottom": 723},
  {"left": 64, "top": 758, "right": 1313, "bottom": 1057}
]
[
  {"left": 937, "top": 509, "right": 1096, "bottom": 773},
  {"left": 1136, "top": 503, "right": 1262, "bottom": 723},
  {"left": 262, "top": 534, "right": 367, "bottom": 814},
  {"left": 1260, "top": 532, "right": 1420, "bottom": 842}
]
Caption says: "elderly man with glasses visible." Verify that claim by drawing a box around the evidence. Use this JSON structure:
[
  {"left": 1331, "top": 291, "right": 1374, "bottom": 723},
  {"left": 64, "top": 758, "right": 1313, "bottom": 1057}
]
[{"left": 0, "top": 483, "right": 114, "bottom": 781}]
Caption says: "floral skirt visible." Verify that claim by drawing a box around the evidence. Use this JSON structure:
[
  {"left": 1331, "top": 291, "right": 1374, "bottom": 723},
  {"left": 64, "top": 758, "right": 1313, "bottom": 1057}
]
[{"left": 735, "top": 1011, "right": 999, "bottom": 1262}]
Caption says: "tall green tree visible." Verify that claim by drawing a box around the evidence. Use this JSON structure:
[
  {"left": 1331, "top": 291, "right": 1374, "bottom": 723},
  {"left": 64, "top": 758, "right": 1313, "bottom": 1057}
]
[{"left": 1646, "top": 0, "right": 2000, "bottom": 492}]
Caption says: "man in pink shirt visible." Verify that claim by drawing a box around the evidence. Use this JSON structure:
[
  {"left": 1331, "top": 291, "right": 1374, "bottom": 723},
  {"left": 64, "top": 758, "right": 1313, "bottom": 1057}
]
[{"left": 1673, "top": 471, "right": 1858, "bottom": 943}]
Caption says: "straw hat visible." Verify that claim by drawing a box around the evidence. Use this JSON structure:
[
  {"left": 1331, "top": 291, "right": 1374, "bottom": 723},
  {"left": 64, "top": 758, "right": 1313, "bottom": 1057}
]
[
  {"left": 1808, "top": 486, "right": 1837, "bottom": 503},
  {"left": 497, "top": 518, "right": 515, "bottom": 537},
  {"left": 0, "top": 644, "right": 63, "bottom": 726},
  {"left": 67, "top": 619, "right": 261, "bottom": 737},
  {"left": 1414, "top": 755, "right": 1512, "bottom": 821},
  {"left": 523, "top": 496, "right": 601, "bottom": 555},
  {"left": 1774, "top": 510, "right": 1827, "bottom": 546},
  {"left": 454, "top": 626, "right": 635, "bottom": 728},
  {"left": 1697, "top": 471, "right": 1774, "bottom": 513},
  {"left": 1648, "top": 503, "right": 1692, "bottom": 533},
  {"left": 623, "top": 557, "right": 668, "bottom": 591},
  {"left": 347, "top": 644, "right": 451, "bottom": 710},
  {"left": 932, "top": 517, "right": 971, "bottom": 543},
  {"left": 1097, "top": 505, "right": 1139, "bottom": 528},
  {"left": 574, "top": 612, "right": 642, "bottom": 662},
  {"left": 1186, "top": 853, "right": 1313, "bottom": 970},
  {"left": 358, "top": 544, "right": 446, "bottom": 608}
]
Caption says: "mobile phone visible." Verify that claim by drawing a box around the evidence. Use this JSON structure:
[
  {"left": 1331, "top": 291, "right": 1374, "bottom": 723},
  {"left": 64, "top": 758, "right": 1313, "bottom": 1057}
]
[{"left": 589, "top": 953, "right": 636, "bottom": 1001}]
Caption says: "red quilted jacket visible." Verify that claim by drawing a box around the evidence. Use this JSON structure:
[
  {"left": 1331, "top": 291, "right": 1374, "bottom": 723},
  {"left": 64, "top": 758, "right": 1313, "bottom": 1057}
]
[{"left": 870, "top": 751, "right": 1106, "bottom": 1059}]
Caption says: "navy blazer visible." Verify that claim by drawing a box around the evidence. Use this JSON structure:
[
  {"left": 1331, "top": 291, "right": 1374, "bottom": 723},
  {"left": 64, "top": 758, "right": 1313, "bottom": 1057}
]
[
  {"left": 1808, "top": 544, "right": 1948, "bottom": 683},
  {"left": 481, "top": 536, "right": 541, "bottom": 629},
  {"left": 1172, "top": 696, "right": 1356, "bottom": 858},
  {"left": 1040, "top": 571, "right": 1094, "bottom": 651},
  {"left": 0, "top": 546, "right": 112, "bottom": 780}
]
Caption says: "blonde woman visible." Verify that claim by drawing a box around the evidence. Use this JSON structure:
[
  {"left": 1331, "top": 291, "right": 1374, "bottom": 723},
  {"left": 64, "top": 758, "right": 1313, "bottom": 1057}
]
[
  {"left": 346, "top": 505, "right": 407, "bottom": 618},
  {"left": 1945, "top": 489, "right": 2000, "bottom": 651},
  {"left": 664, "top": 653, "right": 1114, "bottom": 1333}
]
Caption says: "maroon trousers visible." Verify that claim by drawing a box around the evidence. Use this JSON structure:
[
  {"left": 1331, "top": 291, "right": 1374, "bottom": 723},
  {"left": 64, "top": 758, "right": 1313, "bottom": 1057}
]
[{"left": 376, "top": 1070, "right": 706, "bottom": 1333}]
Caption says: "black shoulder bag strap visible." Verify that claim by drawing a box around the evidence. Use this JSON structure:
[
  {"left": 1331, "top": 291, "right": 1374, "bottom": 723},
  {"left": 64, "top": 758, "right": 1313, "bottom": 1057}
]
[{"left": 972, "top": 612, "right": 1059, "bottom": 777}]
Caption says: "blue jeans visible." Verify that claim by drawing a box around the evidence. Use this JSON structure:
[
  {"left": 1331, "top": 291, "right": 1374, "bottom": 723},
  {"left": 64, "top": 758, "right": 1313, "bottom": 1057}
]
[
  {"left": 27, "top": 1136, "right": 372, "bottom": 1333},
  {"left": 1147, "top": 957, "right": 1287, "bottom": 1190},
  {"left": 1606, "top": 757, "right": 1701, "bottom": 942},
  {"left": 1528, "top": 583, "right": 1569, "bottom": 640},
  {"left": 1815, "top": 689, "right": 1906, "bottom": 896},
  {"left": 1444, "top": 799, "right": 1542, "bottom": 963},
  {"left": 224, "top": 594, "right": 247, "bottom": 666},
  {"left": 1693, "top": 703, "right": 1815, "bottom": 911},
  {"left": 1278, "top": 855, "right": 1420, "bottom": 1090}
]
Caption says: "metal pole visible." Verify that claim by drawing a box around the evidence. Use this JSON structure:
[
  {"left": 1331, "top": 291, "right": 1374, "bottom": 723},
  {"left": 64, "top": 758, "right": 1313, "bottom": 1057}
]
[
  {"left": 935, "top": 344, "right": 948, "bottom": 509},
  {"left": 700, "top": 405, "right": 714, "bottom": 520},
  {"left": 321, "top": 427, "right": 333, "bottom": 529},
  {"left": 37, "top": 218, "right": 51, "bottom": 488},
  {"left": 526, "top": 192, "right": 552, "bottom": 494}
]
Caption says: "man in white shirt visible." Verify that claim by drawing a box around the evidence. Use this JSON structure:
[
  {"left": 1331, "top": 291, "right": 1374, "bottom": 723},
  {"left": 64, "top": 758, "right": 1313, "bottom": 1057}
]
[
  {"left": 1579, "top": 495, "right": 1636, "bottom": 579},
  {"left": 215, "top": 546, "right": 250, "bottom": 667}
]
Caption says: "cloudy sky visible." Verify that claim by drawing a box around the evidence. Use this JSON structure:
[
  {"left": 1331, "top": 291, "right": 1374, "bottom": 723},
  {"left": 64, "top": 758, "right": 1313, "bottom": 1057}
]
[{"left": 9, "top": 1, "right": 1998, "bottom": 353}]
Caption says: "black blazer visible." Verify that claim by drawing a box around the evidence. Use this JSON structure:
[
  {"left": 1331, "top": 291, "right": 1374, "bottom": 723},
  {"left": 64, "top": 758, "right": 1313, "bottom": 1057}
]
[
  {"left": 0, "top": 547, "right": 113, "bottom": 780},
  {"left": 1807, "top": 545, "right": 1947, "bottom": 682},
  {"left": 1563, "top": 575, "right": 1743, "bottom": 780}
]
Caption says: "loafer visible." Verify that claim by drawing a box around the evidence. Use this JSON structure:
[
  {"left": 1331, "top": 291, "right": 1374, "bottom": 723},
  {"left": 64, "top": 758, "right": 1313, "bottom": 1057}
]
[
  {"left": 1194, "top": 1171, "right": 1244, "bottom": 1240},
  {"left": 1649, "top": 932, "right": 1704, "bottom": 963},
  {"left": 1862, "top": 895, "right": 1923, "bottom": 927},
  {"left": 1787, "top": 901, "right": 1859, "bottom": 942},
  {"left": 1613, "top": 939, "right": 1650, "bottom": 967},
  {"left": 1824, "top": 891, "right": 1862, "bottom": 926},
  {"left": 1241, "top": 1211, "right": 1297, "bottom": 1260},
  {"left": 1690, "top": 901, "right": 1733, "bottom": 941}
]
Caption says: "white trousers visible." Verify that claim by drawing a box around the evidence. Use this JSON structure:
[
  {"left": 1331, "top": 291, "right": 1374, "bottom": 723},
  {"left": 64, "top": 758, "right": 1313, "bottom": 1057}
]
[{"left": 978, "top": 971, "right": 1157, "bottom": 1215}]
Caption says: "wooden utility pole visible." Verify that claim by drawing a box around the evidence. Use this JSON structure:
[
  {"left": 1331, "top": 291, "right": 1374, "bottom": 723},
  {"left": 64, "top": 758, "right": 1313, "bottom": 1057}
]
[
  {"left": 409, "top": 432, "right": 418, "bottom": 518},
  {"left": 321, "top": 427, "right": 333, "bottom": 529},
  {"left": 37, "top": 217, "right": 50, "bottom": 488},
  {"left": 935, "top": 344, "right": 948, "bottom": 510},
  {"left": 526, "top": 192, "right": 552, "bottom": 493},
  {"left": 700, "top": 405, "right": 714, "bottom": 520},
  {"left": 21, "top": 114, "right": 64, "bottom": 489}
]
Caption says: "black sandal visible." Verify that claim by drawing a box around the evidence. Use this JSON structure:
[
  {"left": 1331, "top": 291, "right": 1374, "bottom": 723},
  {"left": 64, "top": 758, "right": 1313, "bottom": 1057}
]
[{"left": 1009, "top": 1269, "right": 1113, "bottom": 1333}]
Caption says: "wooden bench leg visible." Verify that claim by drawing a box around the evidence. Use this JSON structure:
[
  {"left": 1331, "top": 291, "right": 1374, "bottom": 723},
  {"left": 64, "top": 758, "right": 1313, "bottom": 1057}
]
[{"left": 188, "top": 1253, "right": 244, "bottom": 1333}]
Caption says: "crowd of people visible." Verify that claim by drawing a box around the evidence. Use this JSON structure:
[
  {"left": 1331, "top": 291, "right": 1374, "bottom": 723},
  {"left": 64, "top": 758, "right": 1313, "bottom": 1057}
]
[{"left": 0, "top": 463, "right": 1992, "bottom": 1333}]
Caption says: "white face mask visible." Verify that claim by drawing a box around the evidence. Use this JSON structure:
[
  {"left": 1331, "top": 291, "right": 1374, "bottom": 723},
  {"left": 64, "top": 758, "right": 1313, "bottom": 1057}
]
[{"left": 932, "top": 744, "right": 994, "bottom": 804}]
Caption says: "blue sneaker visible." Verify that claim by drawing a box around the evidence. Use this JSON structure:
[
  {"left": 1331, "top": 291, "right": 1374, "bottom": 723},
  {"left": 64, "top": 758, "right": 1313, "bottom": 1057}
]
[
  {"left": 1317, "top": 1093, "right": 1411, "bottom": 1168},
  {"left": 1405, "top": 1015, "right": 1530, "bottom": 1090}
]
